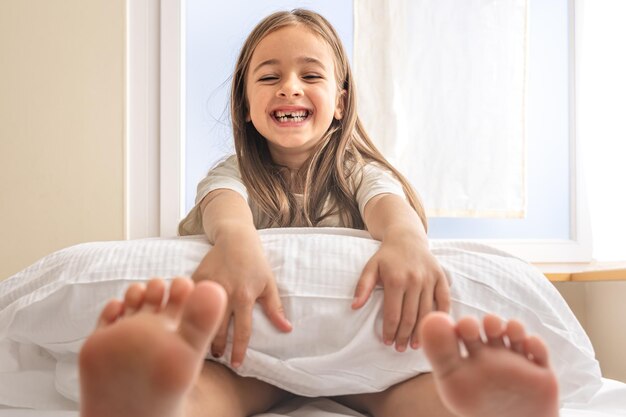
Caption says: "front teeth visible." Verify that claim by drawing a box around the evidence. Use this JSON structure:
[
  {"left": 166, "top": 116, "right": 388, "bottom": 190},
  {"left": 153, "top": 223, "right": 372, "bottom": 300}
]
[{"left": 274, "top": 110, "right": 309, "bottom": 123}]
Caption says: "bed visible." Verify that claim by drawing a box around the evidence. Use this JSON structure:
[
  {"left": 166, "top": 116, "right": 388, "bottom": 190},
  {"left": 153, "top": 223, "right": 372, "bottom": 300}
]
[{"left": 1, "top": 228, "right": 625, "bottom": 416}]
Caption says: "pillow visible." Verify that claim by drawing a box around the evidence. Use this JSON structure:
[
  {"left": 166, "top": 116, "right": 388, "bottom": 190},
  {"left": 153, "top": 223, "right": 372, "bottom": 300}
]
[{"left": 0, "top": 228, "right": 601, "bottom": 409}]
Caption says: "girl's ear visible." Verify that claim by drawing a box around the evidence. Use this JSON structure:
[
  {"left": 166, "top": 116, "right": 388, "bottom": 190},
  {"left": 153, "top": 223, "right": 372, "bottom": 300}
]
[{"left": 334, "top": 89, "right": 347, "bottom": 120}]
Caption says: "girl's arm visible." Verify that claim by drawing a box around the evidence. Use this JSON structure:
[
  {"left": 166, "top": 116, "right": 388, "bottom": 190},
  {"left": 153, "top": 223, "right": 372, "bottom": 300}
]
[
  {"left": 199, "top": 188, "right": 256, "bottom": 244},
  {"left": 352, "top": 193, "right": 450, "bottom": 352},
  {"left": 192, "top": 189, "right": 292, "bottom": 368}
]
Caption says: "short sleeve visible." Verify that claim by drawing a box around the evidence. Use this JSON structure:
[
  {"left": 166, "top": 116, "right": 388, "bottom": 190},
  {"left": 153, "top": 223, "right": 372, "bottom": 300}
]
[
  {"left": 194, "top": 155, "right": 248, "bottom": 203},
  {"left": 355, "top": 163, "right": 406, "bottom": 216},
  {"left": 178, "top": 155, "right": 248, "bottom": 236}
]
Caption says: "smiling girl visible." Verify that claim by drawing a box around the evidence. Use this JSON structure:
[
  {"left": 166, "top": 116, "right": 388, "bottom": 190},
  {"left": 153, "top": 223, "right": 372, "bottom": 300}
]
[{"left": 179, "top": 8, "right": 449, "bottom": 361}]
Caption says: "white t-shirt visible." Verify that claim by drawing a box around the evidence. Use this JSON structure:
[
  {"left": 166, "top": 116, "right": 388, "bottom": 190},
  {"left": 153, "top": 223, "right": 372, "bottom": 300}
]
[{"left": 178, "top": 155, "right": 406, "bottom": 235}]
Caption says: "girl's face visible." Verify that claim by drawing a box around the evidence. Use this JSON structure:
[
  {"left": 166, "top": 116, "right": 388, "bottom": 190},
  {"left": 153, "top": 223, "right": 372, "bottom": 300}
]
[{"left": 246, "top": 25, "right": 344, "bottom": 169}]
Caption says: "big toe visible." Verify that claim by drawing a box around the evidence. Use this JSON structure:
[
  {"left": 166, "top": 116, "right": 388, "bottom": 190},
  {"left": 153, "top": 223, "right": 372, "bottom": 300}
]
[
  {"left": 178, "top": 281, "right": 227, "bottom": 352},
  {"left": 420, "top": 312, "right": 463, "bottom": 377}
]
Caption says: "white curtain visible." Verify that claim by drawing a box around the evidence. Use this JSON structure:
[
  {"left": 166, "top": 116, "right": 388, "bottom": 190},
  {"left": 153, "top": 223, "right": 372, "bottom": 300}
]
[{"left": 354, "top": 0, "right": 528, "bottom": 217}]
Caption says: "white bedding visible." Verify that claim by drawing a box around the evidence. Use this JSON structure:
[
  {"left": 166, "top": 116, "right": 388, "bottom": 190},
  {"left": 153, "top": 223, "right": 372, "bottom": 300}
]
[{"left": 0, "top": 227, "right": 624, "bottom": 415}]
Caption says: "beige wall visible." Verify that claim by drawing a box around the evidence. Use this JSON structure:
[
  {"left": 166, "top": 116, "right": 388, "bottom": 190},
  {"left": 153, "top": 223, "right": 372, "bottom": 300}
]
[
  {"left": 0, "top": 0, "right": 126, "bottom": 280},
  {"left": 554, "top": 282, "right": 626, "bottom": 383}
]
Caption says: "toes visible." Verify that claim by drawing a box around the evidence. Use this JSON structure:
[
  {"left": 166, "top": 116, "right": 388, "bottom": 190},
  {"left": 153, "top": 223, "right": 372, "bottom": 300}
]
[
  {"left": 505, "top": 319, "right": 526, "bottom": 354},
  {"left": 142, "top": 279, "right": 167, "bottom": 313},
  {"left": 456, "top": 316, "right": 483, "bottom": 355},
  {"left": 163, "top": 277, "right": 194, "bottom": 320},
  {"left": 179, "top": 281, "right": 227, "bottom": 352},
  {"left": 524, "top": 335, "right": 551, "bottom": 367},
  {"left": 97, "top": 300, "right": 124, "bottom": 328},
  {"left": 123, "top": 283, "right": 146, "bottom": 316},
  {"left": 483, "top": 314, "right": 506, "bottom": 347},
  {"left": 420, "top": 312, "right": 463, "bottom": 377}
]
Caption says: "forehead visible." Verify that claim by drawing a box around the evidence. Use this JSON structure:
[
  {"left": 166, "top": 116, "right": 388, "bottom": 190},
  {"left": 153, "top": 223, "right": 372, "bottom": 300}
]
[{"left": 250, "top": 25, "right": 335, "bottom": 69}]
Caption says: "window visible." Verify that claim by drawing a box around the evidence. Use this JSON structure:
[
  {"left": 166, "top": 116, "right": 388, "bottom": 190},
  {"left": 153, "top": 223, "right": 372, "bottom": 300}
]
[{"left": 129, "top": 0, "right": 592, "bottom": 263}]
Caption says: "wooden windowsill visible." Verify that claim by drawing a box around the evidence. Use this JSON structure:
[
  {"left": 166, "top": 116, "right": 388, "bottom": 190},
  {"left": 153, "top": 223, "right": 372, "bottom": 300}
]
[{"left": 533, "top": 262, "right": 626, "bottom": 282}]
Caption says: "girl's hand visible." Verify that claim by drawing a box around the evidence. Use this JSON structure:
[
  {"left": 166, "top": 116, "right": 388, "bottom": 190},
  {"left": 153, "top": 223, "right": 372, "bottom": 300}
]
[
  {"left": 351, "top": 229, "right": 450, "bottom": 352},
  {"left": 191, "top": 226, "right": 292, "bottom": 368}
]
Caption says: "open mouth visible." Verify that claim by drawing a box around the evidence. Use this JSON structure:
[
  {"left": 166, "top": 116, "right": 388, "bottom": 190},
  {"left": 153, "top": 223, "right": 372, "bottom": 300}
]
[{"left": 272, "top": 109, "right": 311, "bottom": 124}]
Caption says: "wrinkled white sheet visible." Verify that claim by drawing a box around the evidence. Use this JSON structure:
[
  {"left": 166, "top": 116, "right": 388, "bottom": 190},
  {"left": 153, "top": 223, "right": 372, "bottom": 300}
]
[{"left": 0, "top": 228, "right": 617, "bottom": 414}]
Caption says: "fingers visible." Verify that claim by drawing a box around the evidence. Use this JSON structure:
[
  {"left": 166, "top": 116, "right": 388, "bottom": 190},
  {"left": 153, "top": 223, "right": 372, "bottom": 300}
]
[
  {"left": 352, "top": 259, "right": 378, "bottom": 309},
  {"left": 434, "top": 271, "right": 451, "bottom": 313},
  {"left": 382, "top": 281, "right": 404, "bottom": 345},
  {"left": 379, "top": 276, "right": 437, "bottom": 350},
  {"left": 259, "top": 280, "right": 292, "bottom": 332},
  {"left": 395, "top": 290, "right": 419, "bottom": 352},
  {"left": 410, "top": 287, "right": 433, "bottom": 349},
  {"left": 230, "top": 302, "right": 254, "bottom": 368},
  {"left": 382, "top": 274, "right": 438, "bottom": 351},
  {"left": 210, "top": 307, "right": 231, "bottom": 359},
  {"left": 212, "top": 285, "right": 287, "bottom": 369}
]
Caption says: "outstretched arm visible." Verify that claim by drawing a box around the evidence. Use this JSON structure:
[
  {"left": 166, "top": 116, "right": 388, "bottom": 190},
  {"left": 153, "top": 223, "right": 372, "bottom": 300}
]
[
  {"left": 193, "top": 189, "right": 292, "bottom": 368},
  {"left": 353, "top": 193, "right": 450, "bottom": 351}
]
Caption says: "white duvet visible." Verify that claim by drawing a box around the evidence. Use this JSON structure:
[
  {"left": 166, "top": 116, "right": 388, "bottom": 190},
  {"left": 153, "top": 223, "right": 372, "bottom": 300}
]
[{"left": 0, "top": 228, "right": 606, "bottom": 413}]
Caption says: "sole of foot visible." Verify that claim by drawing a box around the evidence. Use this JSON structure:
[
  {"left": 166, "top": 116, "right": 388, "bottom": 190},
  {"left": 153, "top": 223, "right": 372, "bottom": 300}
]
[
  {"left": 79, "top": 278, "right": 227, "bottom": 417},
  {"left": 420, "top": 312, "right": 559, "bottom": 417}
]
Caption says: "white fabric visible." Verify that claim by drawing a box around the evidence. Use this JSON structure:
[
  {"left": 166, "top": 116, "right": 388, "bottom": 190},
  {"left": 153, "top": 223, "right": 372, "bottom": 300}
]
[
  {"left": 0, "top": 228, "right": 602, "bottom": 410},
  {"left": 178, "top": 156, "right": 406, "bottom": 234},
  {"left": 354, "top": 0, "right": 527, "bottom": 217}
]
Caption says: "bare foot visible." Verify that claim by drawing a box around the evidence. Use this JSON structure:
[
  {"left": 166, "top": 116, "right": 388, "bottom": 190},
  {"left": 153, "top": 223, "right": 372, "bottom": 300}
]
[
  {"left": 420, "top": 313, "right": 559, "bottom": 417},
  {"left": 79, "top": 278, "right": 227, "bottom": 417}
]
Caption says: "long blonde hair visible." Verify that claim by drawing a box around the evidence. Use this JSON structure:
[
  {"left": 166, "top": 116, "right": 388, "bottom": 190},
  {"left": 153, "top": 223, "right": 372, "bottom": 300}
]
[{"left": 231, "top": 9, "right": 427, "bottom": 230}]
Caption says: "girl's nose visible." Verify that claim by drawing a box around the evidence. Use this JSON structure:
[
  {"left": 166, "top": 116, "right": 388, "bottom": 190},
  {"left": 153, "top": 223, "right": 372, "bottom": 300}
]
[{"left": 277, "top": 76, "right": 303, "bottom": 98}]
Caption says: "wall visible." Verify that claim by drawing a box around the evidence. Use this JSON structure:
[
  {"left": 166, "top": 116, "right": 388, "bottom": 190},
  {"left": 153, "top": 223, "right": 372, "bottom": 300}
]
[
  {"left": 585, "top": 282, "right": 626, "bottom": 382},
  {"left": 555, "top": 282, "right": 626, "bottom": 383},
  {"left": 0, "top": 0, "right": 126, "bottom": 280}
]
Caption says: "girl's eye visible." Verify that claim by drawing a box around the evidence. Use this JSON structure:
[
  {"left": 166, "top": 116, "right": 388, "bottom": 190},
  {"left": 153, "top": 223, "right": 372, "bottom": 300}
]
[
  {"left": 259, "top": 76, "right": 278, "bottom": 82},
  {"left": 303, "top": 75, "right": 322, "bottom": 80}
]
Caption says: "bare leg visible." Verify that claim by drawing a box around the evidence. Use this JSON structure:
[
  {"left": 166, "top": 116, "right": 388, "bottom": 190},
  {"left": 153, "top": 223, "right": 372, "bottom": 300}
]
[
  {"left": 332, "top": 372, "right": 454, "bottom": 417},
  {"left": 187, "top": 361, "right": 294, "bottom": 417},
  {"left": 333, "top": 313, "right": 559, "bottom": 417},
  {"left": 80, "top": 278, "right": 292, "bottom": 417}
]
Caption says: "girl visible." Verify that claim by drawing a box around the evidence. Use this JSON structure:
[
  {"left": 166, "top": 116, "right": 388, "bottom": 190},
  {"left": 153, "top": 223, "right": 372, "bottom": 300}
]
[
  {"left": 178, "top": 6, "right": 450, "bottom": 367},
  {"left": 80, "top": 9, "right": 560, "bottom": 417},
  {"left": 177, "top": 7, "right": 451, "bottom": 414}
]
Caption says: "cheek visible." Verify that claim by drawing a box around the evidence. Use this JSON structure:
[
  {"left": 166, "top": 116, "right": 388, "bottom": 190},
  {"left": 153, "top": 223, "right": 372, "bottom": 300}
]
[{"left": 247, "top": 91, "right": 268, "bottom": 115}]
